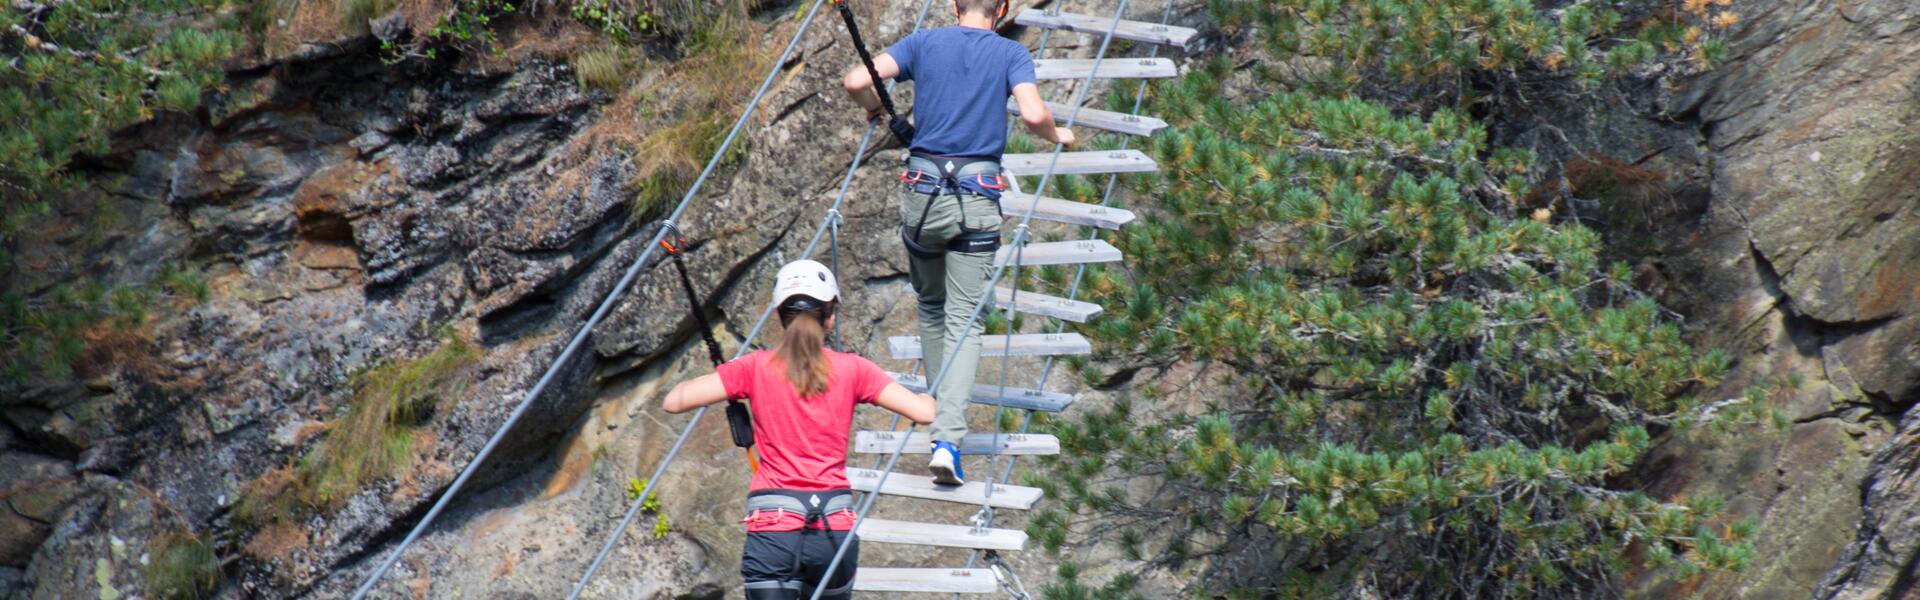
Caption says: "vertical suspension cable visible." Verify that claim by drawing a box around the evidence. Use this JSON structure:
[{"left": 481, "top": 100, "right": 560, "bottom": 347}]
[
  {"left": 562, "top": 0, "right": 944, "bottom": 596},
  {"left": 976, "top": 0, "right": 1074, "bottom": 524},
  {"left": 808, "top": 3, "right": 1135, "bottom": 597},
  {"left": 956, "top": 2, "right": 1177, "bottom": 587},
  {"left": 348, "top": 3, "right": 834, "bottom": 597}
]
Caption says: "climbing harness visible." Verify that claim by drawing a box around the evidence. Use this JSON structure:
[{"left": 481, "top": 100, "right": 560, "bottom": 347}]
[
  {"left": 565, "top": 1, "right": 949, "bottom": 595},
  {"left": 808, "top": 0, "right": 1140, "bottom": 597},
  {"left": 831, "top": 0, "right": 915, "bottom": 146},
  {"left": 740, "top": 491, "right": 858, "bottom": 600},
  {"left": 742, "top": 489, "right": 858, "bottom": 532},
  {"left": 659, "top": 222, "right": 761, "bottom": 473},
  {"left": 898, "top": 152, "right": 1008, "bottom": 258}
]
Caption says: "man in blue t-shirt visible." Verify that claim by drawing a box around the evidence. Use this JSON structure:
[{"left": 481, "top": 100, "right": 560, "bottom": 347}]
[{"left": 841, "top": 0, "right": 1075, "bottom": 486}]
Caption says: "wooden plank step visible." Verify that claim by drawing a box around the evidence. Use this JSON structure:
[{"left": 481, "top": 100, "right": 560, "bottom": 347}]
[
  {"left": 853, "top": 568, "right": 998, "bottom": 593},
  {"left": 1016, "top": 8, "right": 1199, "bottom": 49},
  {"left": 855, "top": 518, "right": 1028, "bottom": 551},
  {"left": 846, "top": 468, "right": 1044, "bottom": 510},
  {"left": 991, "top": 286, "right": 1104, "bottom": 322},
  {"left": 886, "top": 371, "right": 1075, "bottom": 412},
  {"left": 852, "top": 431, "right": 1061, "bottom": 456},
  {"left": 887, "top": 333, "right": 1092, "bottom": 360},
  {"left": 1033, "top": 57, "right": 1179, "bottom": 80},
  {"left": 998, "top": 191, "right": 1137, "bottom": 229},
  {"left": 1002, "top": 150, "right": 1158, "bottom": 177},
  {"left": 994, "top": 239, "right": 1123, "bottom": 267},
  {"left": 1006, "top": 99, "right": 1168, "bottom": 137}
]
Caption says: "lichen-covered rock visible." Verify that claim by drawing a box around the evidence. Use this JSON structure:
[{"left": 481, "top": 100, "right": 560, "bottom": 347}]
[
  {"left": 1818, "top": 411, "right": 1920, "bottom": 599},
  {"left": 1599, "top": 0, "right": 1920, "bottom": 597},
  {"left": 2, "top": 1, "right": 1001, "bottom": 596}
]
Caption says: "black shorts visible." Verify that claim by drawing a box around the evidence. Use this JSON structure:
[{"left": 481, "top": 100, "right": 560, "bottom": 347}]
[{"left": 742, "top": 528, "right": 859, "bottom": 598}]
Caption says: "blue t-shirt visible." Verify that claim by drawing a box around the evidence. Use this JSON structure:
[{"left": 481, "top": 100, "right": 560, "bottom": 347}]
[{"left": 886, "top": 26, "right": 1038, "bottom": 158}]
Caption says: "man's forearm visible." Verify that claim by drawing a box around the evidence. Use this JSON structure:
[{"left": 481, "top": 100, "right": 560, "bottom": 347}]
[
  {"left": 849, "top": 85, "right": 883, "bottom": 113},
  {"left": 1023, "top": 117, "right": 1064, "bottom": 144}
]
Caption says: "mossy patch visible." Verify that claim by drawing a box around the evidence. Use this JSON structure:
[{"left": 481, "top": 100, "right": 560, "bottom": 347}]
[{"left": 144, "top": 532, "right": 220, "bottom": 599}]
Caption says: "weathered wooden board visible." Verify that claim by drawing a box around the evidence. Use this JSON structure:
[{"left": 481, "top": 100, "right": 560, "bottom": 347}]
[
  {"left": 1015, "top": 9, "right": 1199, "bottom": 48},
  {"left": 886, "top": 371, "right": 1076, "bottom": 412},
  {"left": 853, "top": 568, "right": 999, "bottom": 593},
  {"left": 1033, "top": 58, "right": 1179, "bottom": 80},
  {"left": 994, "top": 239, "right": 1124, "bottom": 267},
  {"left": 1006, "top": 98, "right": 1168, "bottom": 137},
  {"left": 990, "top": 286, "right": 1104, "bottom": 322},
  {"left": 855, "top": 518, "right": 1028, "bottom": 551},
  {"left": 887, "top": 333, "right": 1093, "bottom": 360},
  {"left": 852, "top": 431, "right": 1061, "bottom": 456},
  {"left": 998, "top": 191, "right": 1137, "bottom": 229},
  {"left": 846, "top": 468, "right": 1044, "bottom": 510},
  {"left": 1002, "top": 150, "right": 1158, "bottom": 176}
]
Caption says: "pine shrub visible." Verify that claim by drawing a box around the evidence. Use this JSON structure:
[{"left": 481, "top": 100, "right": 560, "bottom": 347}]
[{"left": 1030, "top": 1, "right": 1761, "bottom": 596}]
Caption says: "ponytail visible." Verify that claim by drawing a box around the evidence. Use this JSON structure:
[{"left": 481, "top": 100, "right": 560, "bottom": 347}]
[{"left": 775, "top": 300, "right": 836, "bottom": 397}]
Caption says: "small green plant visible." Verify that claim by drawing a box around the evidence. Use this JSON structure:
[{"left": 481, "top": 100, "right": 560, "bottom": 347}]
[
  {"left": 626, "top": 477, "right": 670, "bottom": 538},
  {"left": 571, "top": 0, "right": 657, "bottom": 43},
  {"left": 430, "top": 0, "right": 516, "bottom": 48},
  {"left": 651, "top": 513, "right": 672, "bottom": 539},
  {"left": 145, "top": 532, "right": 220, "bottom": 599},
  {"left": 157, "top": 262, "right": 212, "bottom": 302},
  {"left": 300, "top": 329, "right": 478, "bottom": 508},
  {"left": 626, "top": 477, "right": 662, "bottom": 513}
]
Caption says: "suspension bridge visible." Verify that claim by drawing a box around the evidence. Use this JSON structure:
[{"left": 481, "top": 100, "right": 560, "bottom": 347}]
[{"left": 348, "top": 0, "right": 1194, "bottom": 596}]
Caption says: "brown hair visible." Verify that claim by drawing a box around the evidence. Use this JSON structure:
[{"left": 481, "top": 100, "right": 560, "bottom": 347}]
[
  {"left": 955, "top": 0, "right": 1006, "bottom": 17},
  {"left": 774, "top": 300, "right": 836, "bottom": 397}
]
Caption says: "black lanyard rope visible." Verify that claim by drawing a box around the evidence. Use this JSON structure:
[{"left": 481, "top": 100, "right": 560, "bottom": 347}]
[
  {"left": 659, "top": 224, "right": 759, "bottom": 470},
  {"left": 833, "top": 0, "right": 915, "bottom": 146}
]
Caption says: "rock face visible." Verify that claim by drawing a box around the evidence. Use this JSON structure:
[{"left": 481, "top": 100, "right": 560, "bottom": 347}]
[
  {"left": 3, "top": 0, "right": 1143, "bottom": 595},
  {"left": 0, "top": 2, "right": 969, "bottom": 596},
  {"left": 7, "top": 0, "right": 1920, "bottom": 597},
  {"left": 1579, "top": 0, "right": 1920, "bottom": 598}
]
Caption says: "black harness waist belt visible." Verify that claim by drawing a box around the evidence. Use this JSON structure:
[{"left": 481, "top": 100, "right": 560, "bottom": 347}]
[
  {"left": 900, "top": 153, "right": 1006, "bottom": 257},
  {"left": 743, "top": 489, "right": 857, "bottom": 531}
]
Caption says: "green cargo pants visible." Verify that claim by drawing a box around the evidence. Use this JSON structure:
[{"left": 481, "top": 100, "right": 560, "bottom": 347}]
[{"left": 899, "top": 187, "right": 1001, "bottom": 444}]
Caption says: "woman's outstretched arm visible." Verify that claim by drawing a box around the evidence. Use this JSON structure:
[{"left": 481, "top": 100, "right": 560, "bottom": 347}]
[
  {"left": 664, "top": 373, "right": 730, "bottom": 414},
  {"left": 871, "top": 382, "right": 936, "bottom": 425}
]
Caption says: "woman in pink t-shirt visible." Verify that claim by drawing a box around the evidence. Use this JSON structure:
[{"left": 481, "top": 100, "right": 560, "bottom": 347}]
[{"left": 665, "top": 260, "right": 933, "bottom": 600}]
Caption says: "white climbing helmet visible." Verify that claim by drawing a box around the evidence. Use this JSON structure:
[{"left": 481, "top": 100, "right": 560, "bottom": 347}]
[{"left": 771, "top": 259, "right": 839, "bottom": 307}]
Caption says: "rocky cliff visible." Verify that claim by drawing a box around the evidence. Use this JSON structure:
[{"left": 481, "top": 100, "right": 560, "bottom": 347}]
[
  {"left": 4, "top": 0, "right": 1920, "bottom": 598},
  {"left": 1569, "top": 0, "right": 1920, "bottom": 597},
  {"left": 0, "top": 1, "right": 976, "bottom": 595}
]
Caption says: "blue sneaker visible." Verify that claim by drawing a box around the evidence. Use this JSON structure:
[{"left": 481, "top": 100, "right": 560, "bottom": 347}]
[{"left": 929, "top": 440, "right": 965, "bottom": 486}]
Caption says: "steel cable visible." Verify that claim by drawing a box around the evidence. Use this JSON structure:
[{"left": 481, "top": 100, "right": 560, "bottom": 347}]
[
  {"left": 561, "top": 0, "right": 943, "bottom": 596},
  {"left": 807, "top": 2, "right": 1135, "bottom": 597}
]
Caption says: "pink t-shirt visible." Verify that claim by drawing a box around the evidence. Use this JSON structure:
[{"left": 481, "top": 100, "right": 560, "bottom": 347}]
[{"left": 717, "top": 349, "right": 893, "bottom": 492}]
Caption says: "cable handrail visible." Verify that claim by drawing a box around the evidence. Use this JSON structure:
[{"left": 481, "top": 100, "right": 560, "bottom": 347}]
[
  {"left": 561, "top": 0, "right": 945, "bottom": 596},
  {"left": 807, "top": 2, "right": 1136, "bottom": 597},
  {"left": 348, "top": 2, "right": 835, "bottom": 597}
]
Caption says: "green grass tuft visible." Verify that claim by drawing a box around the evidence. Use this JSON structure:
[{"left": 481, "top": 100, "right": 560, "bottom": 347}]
[
  {"left": 145, "top": 532, "right": 220, "bottom": 599},
  {"left": 572, "top": 45, "right": 632, "bottom": 94},
  {"left": 299, "top": 329, "right": 478, "bottom": 508}
]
